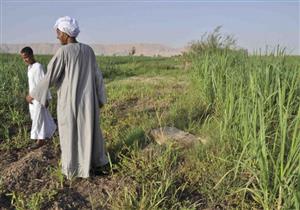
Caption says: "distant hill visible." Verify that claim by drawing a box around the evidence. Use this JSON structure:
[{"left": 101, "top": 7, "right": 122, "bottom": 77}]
[{"left": 0, "top": 43, "right": 184, "bottom": 57}]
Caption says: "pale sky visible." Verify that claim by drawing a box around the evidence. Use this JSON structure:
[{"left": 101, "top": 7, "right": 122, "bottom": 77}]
[{"left": 1, "top": 0, "right": 299, "bottom": 54}]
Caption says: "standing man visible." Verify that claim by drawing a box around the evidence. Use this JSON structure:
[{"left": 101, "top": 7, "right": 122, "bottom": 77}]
[{"left": 26, "top": 16, "right": 108, "bottom": 178}]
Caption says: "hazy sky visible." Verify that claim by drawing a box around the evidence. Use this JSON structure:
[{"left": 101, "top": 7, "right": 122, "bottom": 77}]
[{"left": 1, "top": 0, "right": 299, "bottom": 54}]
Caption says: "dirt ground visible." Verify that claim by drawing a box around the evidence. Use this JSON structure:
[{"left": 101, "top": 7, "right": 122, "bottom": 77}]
[{"left": 0, "top": 142, "right": 129, "bottom": 210}]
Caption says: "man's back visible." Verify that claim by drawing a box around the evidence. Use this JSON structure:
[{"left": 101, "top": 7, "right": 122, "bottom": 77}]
[{"left": 58, "top": 43, "right": 97, "bottom": 109}]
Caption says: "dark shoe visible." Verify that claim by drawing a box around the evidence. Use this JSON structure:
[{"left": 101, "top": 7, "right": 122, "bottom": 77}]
[
  {"left": 30, "top": 140, "right": 46, "bottom": 150},
  {"left": 91, "top": 164, "right": 111, "bottom": 176}
]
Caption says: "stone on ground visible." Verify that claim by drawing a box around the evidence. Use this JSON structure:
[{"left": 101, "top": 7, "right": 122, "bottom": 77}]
[{"left": 150, "top": 126, "right": 207, "bottom": 147}]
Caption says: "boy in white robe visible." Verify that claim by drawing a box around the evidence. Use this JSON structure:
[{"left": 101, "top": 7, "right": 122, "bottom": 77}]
[{"left": 20, "top": 47, "right": 57, "bottom": 149}]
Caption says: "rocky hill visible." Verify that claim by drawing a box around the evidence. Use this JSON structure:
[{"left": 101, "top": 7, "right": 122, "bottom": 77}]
[{"left": 0, "top": 43, "right": 184, "bottom": 56}]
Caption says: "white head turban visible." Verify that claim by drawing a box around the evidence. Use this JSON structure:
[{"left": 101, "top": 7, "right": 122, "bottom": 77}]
[{"left": 54, "top": 16, "right": 80, "bottom": 37}]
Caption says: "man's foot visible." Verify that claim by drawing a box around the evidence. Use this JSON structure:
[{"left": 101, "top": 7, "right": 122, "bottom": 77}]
[
  {"left": 30, "top": 140, "right": 46, "bottom": 150},
  {"left": 91, "top": 164, "right": 111, "bottom": 176}
]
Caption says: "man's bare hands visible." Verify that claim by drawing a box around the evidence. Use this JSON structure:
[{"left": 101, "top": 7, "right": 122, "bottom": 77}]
[{"left": 26, "top": 95, "right": 34, "bottom": 104}]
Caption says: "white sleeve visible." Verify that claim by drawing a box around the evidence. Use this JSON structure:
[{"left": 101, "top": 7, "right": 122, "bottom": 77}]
[
  {"left": 31, "top": 48, "right": 65, "bottom": 106},
  {"left": 35, "top": 64, "right": 52, "bottom": 100},
  {"left": 95, "top": 65, "right": 107, "bottom": 106},
  {"left": 34, "top": 64, "right": 45, "bottom": 84}
]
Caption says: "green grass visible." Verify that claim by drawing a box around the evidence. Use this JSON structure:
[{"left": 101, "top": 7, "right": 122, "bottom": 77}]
[
  {"left": 0, "top": 52, "right": 299, "bottom": 209},
  {"left": 188, "top": 51, "right": 300, "bottom": 209}
]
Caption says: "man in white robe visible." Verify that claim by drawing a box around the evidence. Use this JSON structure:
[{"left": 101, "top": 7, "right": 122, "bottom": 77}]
[
  {"left": 21, "top": 47, "right": 56, "bottom": 148},
  {"left": 26, "top": 16, "right": 108, "bottom": 178}
]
